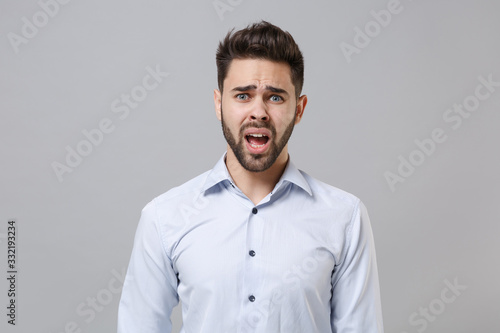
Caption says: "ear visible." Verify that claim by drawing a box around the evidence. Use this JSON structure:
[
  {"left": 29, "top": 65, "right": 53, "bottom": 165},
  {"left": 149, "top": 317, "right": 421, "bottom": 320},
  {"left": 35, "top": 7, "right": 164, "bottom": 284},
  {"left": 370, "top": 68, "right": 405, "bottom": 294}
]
[
  {"left": 214, "top": 89, "right": 222, "bottom": 121},
  {"left": 294, "top": 95, "right": 307, "bottom": 125}
]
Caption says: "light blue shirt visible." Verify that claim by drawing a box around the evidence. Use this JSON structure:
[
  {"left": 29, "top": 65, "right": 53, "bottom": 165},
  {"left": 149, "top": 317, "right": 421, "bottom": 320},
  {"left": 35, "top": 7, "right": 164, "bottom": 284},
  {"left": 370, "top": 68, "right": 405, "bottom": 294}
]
[{"left": 118, "top": 152, "right": 384, "bottom": 333}]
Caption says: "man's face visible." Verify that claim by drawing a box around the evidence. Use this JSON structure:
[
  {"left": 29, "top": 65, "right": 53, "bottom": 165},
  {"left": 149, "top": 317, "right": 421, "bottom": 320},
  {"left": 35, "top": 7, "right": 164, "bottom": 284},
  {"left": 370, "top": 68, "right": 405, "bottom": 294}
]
[{"left": 214, "top": 58, "right": 306, "bottom": 172}]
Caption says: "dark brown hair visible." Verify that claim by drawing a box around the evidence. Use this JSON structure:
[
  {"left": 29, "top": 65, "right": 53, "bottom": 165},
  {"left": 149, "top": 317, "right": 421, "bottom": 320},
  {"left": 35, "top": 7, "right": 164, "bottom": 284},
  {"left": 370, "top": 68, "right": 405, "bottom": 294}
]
[{"left": 216, "top": 21, "right": 304, "bottom": 99}]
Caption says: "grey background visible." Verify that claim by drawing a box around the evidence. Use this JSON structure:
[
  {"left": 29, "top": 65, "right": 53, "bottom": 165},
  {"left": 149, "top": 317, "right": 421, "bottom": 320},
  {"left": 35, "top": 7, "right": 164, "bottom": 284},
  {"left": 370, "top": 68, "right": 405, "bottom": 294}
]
[{"left": 1, "top": 0, "right": 499, "bottom": 332}]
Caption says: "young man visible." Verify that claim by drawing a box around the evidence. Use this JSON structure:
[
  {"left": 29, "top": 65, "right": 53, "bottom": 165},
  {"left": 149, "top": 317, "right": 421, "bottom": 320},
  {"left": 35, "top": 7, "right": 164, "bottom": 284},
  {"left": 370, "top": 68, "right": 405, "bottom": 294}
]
[{"left": 118, "top": 21, "right": 384, "bottom": 332}]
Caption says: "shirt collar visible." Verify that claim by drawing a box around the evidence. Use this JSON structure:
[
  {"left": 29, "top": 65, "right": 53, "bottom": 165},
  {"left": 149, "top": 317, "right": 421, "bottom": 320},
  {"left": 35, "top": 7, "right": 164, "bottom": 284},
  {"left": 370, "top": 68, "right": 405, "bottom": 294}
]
[{"left": 200, "top": 151, "right": 312, "bottom": 196}]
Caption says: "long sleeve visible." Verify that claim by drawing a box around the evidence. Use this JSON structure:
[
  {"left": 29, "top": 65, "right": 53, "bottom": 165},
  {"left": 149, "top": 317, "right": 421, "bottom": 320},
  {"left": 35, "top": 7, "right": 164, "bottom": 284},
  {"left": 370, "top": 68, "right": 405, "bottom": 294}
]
[
  {"left": 118, "top": 199, "right": 179, "bottom": 333},
  {"left": 330, "top": 201, "right": 384, "bottom": 332}
]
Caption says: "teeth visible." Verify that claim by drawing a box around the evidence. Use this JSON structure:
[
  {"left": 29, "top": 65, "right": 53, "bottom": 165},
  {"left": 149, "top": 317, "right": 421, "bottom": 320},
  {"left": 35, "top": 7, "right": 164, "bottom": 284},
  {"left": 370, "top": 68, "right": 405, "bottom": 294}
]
[
  {"left": 249, "top": 143, "right": 266, "bottom": 148},
  {"left": 247, "top": 133, "right": 267, "bottom": 137}
]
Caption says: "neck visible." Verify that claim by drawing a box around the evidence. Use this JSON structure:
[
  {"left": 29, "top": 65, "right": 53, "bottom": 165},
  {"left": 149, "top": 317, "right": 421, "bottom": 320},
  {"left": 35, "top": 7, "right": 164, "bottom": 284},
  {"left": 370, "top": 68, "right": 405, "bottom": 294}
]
[{"left": 225, "top": 146, "right": 289, "bottom": 205}]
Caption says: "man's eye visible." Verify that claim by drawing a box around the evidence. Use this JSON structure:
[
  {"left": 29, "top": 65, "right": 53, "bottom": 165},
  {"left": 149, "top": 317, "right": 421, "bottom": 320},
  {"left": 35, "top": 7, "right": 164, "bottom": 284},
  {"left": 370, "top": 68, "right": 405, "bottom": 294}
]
[
  {"left": 270, "top": 95, "right": 283, "bottom": 102},
  {"left": 236, "top": 94, "right": 248, "bottom": 100}
]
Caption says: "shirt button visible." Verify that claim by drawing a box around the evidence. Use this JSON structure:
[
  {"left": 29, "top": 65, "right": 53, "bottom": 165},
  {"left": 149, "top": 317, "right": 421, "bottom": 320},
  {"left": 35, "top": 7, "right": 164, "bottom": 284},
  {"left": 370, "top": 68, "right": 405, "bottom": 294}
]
[
  {"left": 249, "top": 250, "right": 256, "bottom": 257},
  {"left": 249, "top": 295, "right": 256, "bottom": 302},
  {"left": 252, "top": 207, "right": 258, "bottom": 214}
]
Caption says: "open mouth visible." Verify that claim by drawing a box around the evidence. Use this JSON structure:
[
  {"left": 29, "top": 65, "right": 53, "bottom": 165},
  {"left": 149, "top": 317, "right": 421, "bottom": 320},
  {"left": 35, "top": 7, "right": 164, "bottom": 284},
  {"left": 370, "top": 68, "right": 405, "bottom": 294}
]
[
  {"left": 243, "top": 127, "right": 272, "bottom": 154},
  {"left": 245, "top": 133, "right": 269, "bottom": 148}
]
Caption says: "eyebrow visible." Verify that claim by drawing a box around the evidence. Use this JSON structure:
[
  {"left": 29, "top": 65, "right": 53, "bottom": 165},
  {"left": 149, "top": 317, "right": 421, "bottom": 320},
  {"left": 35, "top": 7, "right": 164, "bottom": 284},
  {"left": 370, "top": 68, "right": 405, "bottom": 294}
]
[{"left": 231, "top": 85, "right": 289, "bottom": 96}]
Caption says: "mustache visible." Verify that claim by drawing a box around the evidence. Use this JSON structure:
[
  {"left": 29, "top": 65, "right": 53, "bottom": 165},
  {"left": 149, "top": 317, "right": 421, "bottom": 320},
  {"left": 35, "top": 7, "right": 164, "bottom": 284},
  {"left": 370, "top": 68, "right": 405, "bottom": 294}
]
[{"left": 239, "top": 122, "right": 276, "bottom": 136}]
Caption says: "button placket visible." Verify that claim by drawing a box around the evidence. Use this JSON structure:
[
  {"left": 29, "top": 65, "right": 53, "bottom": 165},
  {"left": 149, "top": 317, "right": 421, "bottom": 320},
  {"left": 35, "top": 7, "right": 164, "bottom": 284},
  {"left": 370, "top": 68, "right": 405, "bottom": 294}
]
[{"left": 242, "top": 206, "right": 264, "bottom": 310}]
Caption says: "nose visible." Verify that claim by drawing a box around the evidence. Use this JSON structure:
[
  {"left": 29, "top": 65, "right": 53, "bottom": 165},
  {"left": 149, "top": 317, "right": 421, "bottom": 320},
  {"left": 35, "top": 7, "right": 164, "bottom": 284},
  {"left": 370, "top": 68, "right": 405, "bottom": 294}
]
[{"left": 249, "top": 99, "right": 269, "bottom": 122}]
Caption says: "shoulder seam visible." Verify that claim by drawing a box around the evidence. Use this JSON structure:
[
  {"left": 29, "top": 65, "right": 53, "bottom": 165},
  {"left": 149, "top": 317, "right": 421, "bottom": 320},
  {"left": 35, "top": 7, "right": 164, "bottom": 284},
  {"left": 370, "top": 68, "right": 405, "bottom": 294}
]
[
  {"left": 338, "top": 198, "right": 361, "bottom": 268},
  {"left": 152, "top": 197, "right": 173, "bottom": 261}
]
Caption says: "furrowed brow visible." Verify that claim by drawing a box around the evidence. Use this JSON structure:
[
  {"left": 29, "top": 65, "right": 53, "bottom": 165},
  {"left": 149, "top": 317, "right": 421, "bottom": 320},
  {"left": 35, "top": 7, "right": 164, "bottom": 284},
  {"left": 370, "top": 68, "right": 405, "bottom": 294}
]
[
  {"left": 231, "top": 85, "right": 257, "bottom": 92},
  {"left": 265, "top": 86, "right": 289, "bottom": 96}
]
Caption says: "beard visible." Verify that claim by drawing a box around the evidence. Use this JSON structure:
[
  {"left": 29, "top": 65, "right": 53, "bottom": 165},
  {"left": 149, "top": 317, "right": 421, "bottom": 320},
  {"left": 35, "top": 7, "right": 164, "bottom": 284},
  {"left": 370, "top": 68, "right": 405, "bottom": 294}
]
[{"left": 220, "top": 106, "right": 296, "bottom": 172}]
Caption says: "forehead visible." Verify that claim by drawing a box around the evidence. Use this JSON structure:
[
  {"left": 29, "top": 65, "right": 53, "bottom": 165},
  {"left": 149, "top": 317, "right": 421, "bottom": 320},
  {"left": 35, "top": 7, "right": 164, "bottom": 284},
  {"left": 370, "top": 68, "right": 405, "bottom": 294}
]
[{"left": 224, "top": 58, "right": 293, "bottom": 90}]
